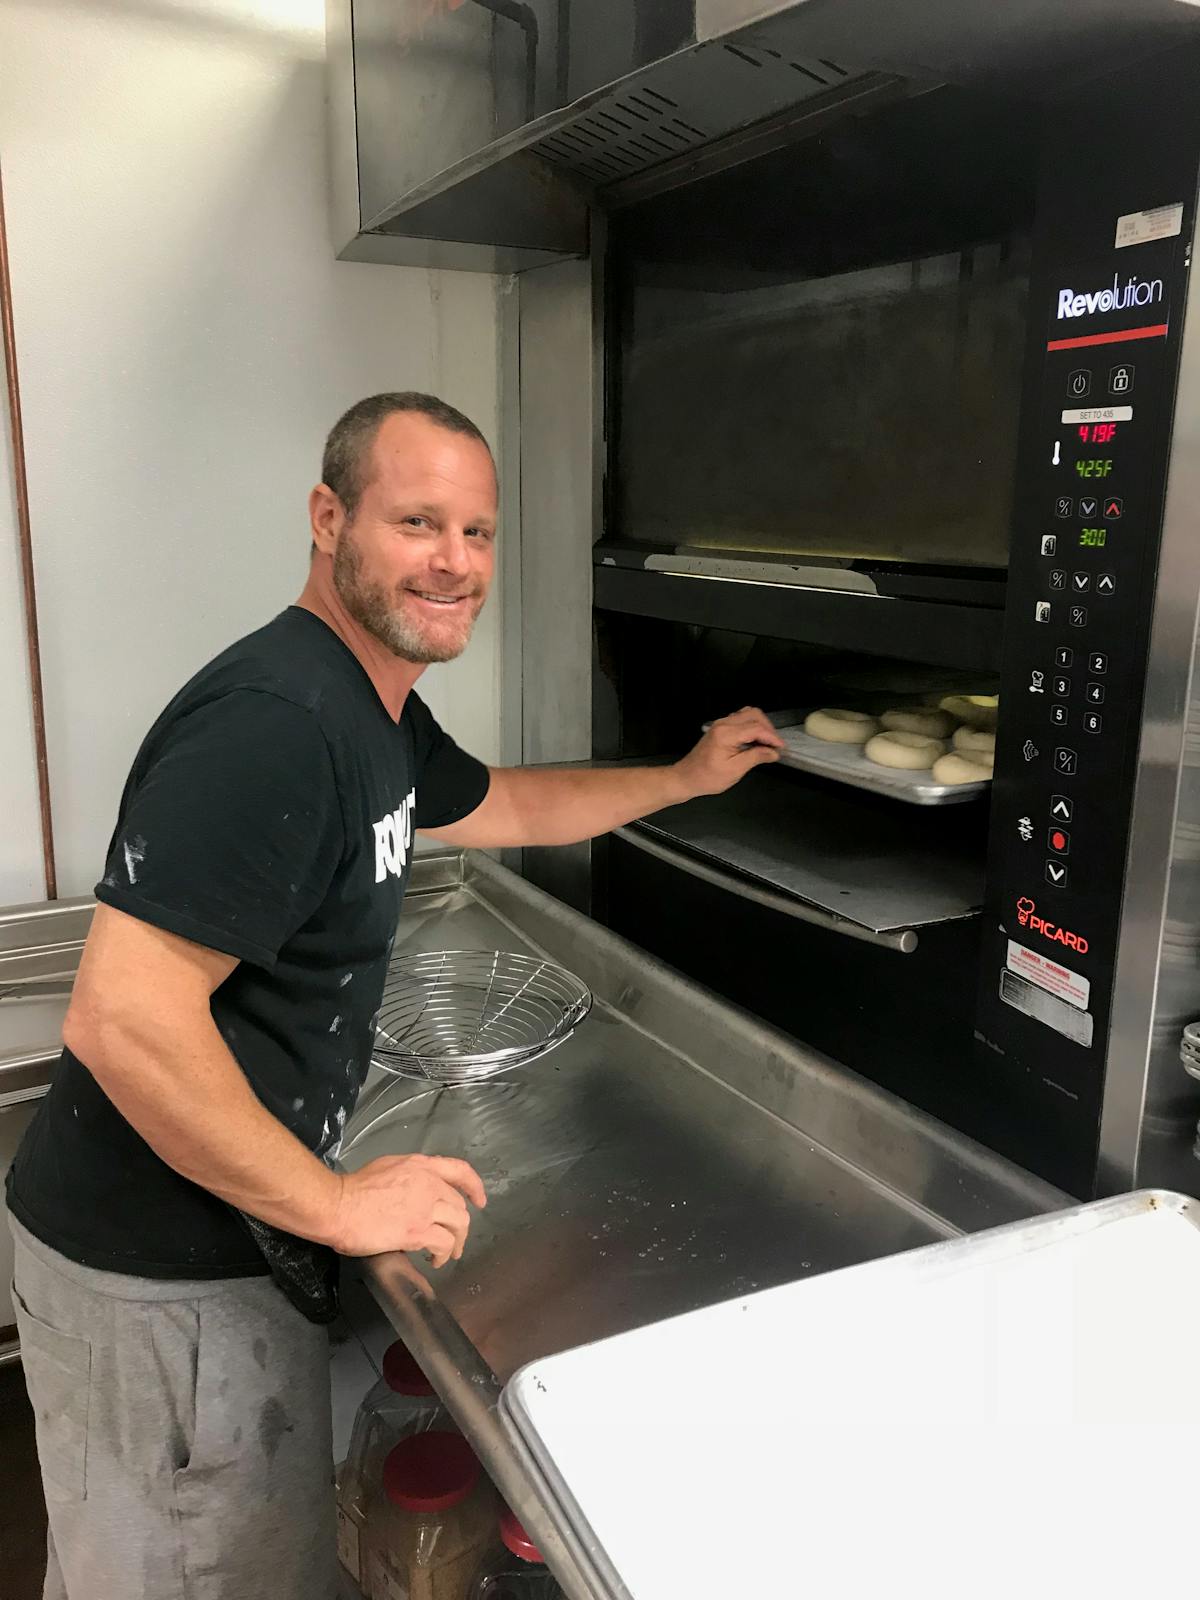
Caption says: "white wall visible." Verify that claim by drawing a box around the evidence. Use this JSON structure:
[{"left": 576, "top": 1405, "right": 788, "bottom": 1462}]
[{"left": 0, "top": 0, "right": 504, "bottom": 899}]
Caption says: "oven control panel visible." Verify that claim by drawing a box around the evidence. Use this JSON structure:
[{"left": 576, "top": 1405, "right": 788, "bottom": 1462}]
[{"left": 975, "top": 172, "right": 1193, "bottom": 1194}]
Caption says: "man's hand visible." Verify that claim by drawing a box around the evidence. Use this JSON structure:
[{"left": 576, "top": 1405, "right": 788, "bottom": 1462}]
[
  {"left": 672, "top": 706, "right": 784, "bottom": 799},
  {"left": 330, "top": 1154, "right": 488, "bottom": 1267}
]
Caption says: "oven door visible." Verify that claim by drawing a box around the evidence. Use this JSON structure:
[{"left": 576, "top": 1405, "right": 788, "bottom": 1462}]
[{"left": 599, "top": 762, "right": 1017, "bottom": 1160}]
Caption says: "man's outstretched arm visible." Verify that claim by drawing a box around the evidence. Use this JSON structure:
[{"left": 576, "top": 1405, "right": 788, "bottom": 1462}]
[{"left": 421, "top": 706, "right": 783, "bottom": 849}]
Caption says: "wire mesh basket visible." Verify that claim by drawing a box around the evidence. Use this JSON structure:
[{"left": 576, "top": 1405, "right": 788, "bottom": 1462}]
[{"left": 372, "top": 950, "right": 592, "bottom": 1083}]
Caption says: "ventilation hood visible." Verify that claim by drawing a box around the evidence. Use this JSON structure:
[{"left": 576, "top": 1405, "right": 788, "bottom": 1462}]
[{"left": 327, "top": 0, "right": 1200, "bottom": 272}]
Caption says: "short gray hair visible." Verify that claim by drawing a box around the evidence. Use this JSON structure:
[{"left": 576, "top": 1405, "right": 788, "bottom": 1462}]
[{"left": 321, "top": 392, "right": 491, "bottom": 518}]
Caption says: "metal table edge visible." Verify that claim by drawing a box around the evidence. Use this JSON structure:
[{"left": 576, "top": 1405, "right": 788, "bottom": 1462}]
[
  {"left": 362, "top": 1251, "right": 610, "bottom": 1600},
  {"left": 0, "top": 1047, "right": 60, "bottom": 1108}
]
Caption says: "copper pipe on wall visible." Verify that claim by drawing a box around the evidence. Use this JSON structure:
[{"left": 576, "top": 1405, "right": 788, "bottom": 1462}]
[{"left": 0, "top": 160, "right": 57, "bottom": 899}]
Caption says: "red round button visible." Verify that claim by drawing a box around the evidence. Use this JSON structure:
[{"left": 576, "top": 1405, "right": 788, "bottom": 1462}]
[{"left": 1051, "top": 831, "right": 1067, "bottom": 851}]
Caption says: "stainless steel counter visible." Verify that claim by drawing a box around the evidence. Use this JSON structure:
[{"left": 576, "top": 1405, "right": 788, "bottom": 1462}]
[
  {"left": 0, "top": 895, "right": 90, "bottom": 1108},
  {"left": 341, "top": 849, "right": 1069, "bottom": 1600},
  {"left": 0, "top": 896, "right": 92, "bottom": 1356}
]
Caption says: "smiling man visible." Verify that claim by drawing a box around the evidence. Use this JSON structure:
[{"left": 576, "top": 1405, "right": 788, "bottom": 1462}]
[{"left": 6, "top": 392, "right": 781, "bottom": 1600}]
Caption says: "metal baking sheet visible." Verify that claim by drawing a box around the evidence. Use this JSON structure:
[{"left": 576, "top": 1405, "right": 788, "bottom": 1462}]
[
  {"left": 763, "top": 710, "right": 990, "bottom": 805},
  {"left": 502, "top": 1190, "right": 1200, "bottom": 1600},
  {"left": 637, "top": 769, "right": 985, "bottom": 933}
]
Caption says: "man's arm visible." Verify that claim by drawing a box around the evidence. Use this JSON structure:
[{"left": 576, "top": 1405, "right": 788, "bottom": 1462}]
[
  {"left": 65, "top": 905, "right": 486, "bottom": 1267},
  {"left": 422, "top": 706, "right": 784, "bottom": 850}
]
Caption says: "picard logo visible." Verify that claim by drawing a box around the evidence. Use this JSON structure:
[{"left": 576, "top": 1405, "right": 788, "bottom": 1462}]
[
  {"left": 1056, "top": 274, "right": 1163, "bottom": 320},
  {"left": 1016, "top": 897, "right": 1089, "bottom": 954}
]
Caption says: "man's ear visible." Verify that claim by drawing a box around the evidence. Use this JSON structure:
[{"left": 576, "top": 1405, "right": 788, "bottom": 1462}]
[{"left": 308, "top": 483, "right": 344, "bottom": 555}]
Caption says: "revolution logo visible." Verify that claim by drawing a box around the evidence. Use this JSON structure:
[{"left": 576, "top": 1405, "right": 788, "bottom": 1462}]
[
  {"left": 1015, "top": 897, "right": 1089, "bottom": 953},
  {"left": 1056, "top": 275, "right": 1163, "bottom": 320}
]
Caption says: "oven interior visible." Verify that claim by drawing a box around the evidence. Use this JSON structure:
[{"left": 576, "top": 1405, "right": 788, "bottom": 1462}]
[{"left": 592, "top": 615, "right": 1019, "bottom": 1151}]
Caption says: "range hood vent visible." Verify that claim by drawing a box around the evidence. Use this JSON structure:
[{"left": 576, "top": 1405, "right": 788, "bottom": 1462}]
[
  {"left": 528, "top": 45, "right": 855, "bottom": 190},
  {"left": 326, "top": 0, "right": 1200, "bottom": 273}
]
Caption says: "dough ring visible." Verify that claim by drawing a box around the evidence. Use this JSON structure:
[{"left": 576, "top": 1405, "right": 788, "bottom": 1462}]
[
  {"left": 881, "top": 707, "right": 956, "bottom": 740},
  {"left": 804, "top": 708, "right": 879, "bottom": 745},
  {"left": 939, "top": 694, "right": 999, "bottom": 731},
  {"left": 864, "top": 731, "right": 946, "bottom": 770},
  {"left": 953, "top": 726, "right": 996, "bottom": 755},
  {"left": 933, "top": 750, "right": 994, "bottom": 786}
]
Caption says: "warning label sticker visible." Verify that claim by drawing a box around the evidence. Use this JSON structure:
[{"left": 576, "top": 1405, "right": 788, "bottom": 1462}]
[
  {"left": 1000, "top": 970, "right": 1094, "bottom": 1048},
  {"left": 1007, "top": 939, "right": 1090, "bottom": 1011},
  {"left": 1115, "top": 202, "right": 1184, "bottom": 251}
]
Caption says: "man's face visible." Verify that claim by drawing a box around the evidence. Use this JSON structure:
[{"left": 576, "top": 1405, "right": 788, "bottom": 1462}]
[{"left": 331, "top": 413, "right": 497, "bottom": 664}]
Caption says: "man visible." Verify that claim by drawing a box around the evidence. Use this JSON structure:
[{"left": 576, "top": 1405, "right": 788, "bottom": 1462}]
[{"left": 6, "top": 392, "right": 781, "bottom": 1599}]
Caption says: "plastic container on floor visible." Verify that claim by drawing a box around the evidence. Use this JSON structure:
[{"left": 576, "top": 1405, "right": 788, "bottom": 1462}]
[
  {"left": 468, "top": 1509, "right": 565, "bottom": 1599},
  {"left": 337, "top": 1341, "right": 449, "bottom": 1590},
  {"left": 364, "top": 1431, "right": 496, "bottom": 1600}
]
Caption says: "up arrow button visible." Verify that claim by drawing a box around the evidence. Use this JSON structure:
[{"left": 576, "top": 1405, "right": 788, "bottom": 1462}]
[
  {"left": 1097, "top": 573, "right": 1117, "bottom": 595},
  {"left": 1051, "top": 795, "right": 1074, "bottom": 821}
]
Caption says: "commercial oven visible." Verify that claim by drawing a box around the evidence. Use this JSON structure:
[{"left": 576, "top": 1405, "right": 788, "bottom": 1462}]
[
  {"left": 327, "top": 0, "right": 1200, "bottom": 1215},
  {"left": 568, "top": 40, "right": 1200, "bottom": 1203},
  {"left": 326, "top": 0, "right": 1200, "bottom": 1209}
]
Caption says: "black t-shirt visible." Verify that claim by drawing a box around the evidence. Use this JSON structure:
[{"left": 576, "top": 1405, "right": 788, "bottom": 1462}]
[{"left": 7, "top": 607, "right": 490, "bottom": 1278}]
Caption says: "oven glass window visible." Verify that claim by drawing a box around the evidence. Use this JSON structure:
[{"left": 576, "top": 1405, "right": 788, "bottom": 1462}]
[{"left": 609, "top": 88, "right": 1039, "bottom": 571}]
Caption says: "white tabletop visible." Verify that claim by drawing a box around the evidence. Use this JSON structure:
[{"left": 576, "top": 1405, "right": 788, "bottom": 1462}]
[{"left": 503, "top": 1192, "right": 1200, "bottom": 1600}]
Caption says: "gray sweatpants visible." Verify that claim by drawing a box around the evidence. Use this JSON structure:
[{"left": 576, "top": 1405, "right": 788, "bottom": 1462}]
[{"left": 9, "top": 1216, "right": 338, "bottom": 1600}]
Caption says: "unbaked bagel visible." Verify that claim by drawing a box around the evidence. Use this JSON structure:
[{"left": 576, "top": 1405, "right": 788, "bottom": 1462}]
[
  {"left": 864, "top": 730, "right": 946, "bottom": 770},
  {"left": 952, "top": 726, "right": 996, "bottom": 756},
  {"left": 932, "top": 750, "right": 994, "bottom": 786},
  {"left": 804, "top": 708, "right": 880, "bottom": 745},
  {"left": 939, "top": 694, "right": 999, "bottom": 731},
  {"left": 880, "top": 707, "right": 956, "bottom": 740}
]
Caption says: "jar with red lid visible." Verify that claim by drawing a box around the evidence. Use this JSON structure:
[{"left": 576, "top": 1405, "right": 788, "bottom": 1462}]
[
  {"left": 337, "top": 1341, "right": 449, "bottom": 1588},
  {"left": 364, "top": 1431, "right": 496, "bottom": 1600},
  {"left": 468, "top": 1510, "right": 565, "bottom": 1599}
]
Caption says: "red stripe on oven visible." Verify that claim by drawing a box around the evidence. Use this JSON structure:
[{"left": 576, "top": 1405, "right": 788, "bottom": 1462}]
[{"left": 1047, "top": 322, "right": 1169, "bottom": 351}]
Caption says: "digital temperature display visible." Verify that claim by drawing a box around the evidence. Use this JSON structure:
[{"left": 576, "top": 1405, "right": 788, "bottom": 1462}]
[
  {"left": 1075, "top": 458, "right": 1114, "bottom": 478},
  {"left": 1078, "top": 423, "right": 1119, "bottom": 444},
  {"left": 1080, "top": 527, "right": 1107, "bottom": 547}
]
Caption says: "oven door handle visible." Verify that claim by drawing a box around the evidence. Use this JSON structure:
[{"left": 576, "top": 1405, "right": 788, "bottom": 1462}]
[{"left": 614, "top": 827, "right": 919, "bottom": 954}]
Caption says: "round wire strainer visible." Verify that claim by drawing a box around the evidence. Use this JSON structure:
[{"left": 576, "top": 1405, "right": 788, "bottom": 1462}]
[{"left": 372, "top": 949, "right": 592, "bottom": 1083}]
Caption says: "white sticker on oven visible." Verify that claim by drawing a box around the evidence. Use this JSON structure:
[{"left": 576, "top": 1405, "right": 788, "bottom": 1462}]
[
  {"left": 1115, "top": 203, "right": 1184, "bottom": 250},
  {"left": 1000, "top": 970, "right": 1094, "bottom": 1047},
  {"left": 1061, "top": 406, "right": 1133, "bottom": 425},
  {"left": 1007, "top": 938, "right": 1090, "bottom": 1010}
]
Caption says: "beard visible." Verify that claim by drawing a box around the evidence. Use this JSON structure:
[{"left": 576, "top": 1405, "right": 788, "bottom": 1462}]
[{"left": 332, "top": 526, "right": 486, "bottom": 664}]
